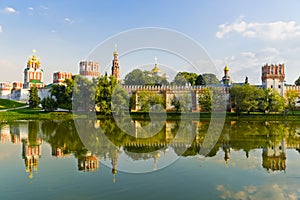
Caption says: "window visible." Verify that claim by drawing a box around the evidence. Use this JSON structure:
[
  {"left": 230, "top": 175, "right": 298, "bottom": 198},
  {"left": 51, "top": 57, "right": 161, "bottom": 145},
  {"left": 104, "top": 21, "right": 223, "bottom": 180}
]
[
  {"left": 278, "top": 85, "right": 281, "bottom": 89},
  {"left": 271, "top": 85, "right": 273, "bottom": 88}
]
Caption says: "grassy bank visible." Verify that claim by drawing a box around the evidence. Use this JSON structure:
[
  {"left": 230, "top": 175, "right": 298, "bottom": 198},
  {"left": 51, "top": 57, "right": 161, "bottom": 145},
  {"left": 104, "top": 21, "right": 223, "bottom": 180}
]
[
  {"left": 0, "top": 99, "right": 26, "bottom": 110},
  {"left": 0, "top": 108, "right": 75, "bottom": 120},
  {"left": 1, "top": 108, "right": 300, "bottom": 121}
]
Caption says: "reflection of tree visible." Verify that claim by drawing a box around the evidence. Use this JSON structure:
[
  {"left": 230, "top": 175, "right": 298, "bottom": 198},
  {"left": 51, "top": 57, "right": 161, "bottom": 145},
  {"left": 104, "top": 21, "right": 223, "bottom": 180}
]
[{"left": 41, "top": 120, "right": 87, "bottom": 157}]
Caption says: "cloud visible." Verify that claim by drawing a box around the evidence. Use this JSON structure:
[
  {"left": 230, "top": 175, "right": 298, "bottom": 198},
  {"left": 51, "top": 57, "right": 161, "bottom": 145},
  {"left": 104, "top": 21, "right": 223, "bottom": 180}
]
[
  {"left": 216, "top": 16, "right": 300, "bottom": 40},
  {"left": 5, "top": 7, "right": 16, "bottom": 13},
  {"left": 216, "top": 184, "right": 299, "bottom": 200},
  {"left": 27, "top": 7, "right": 34, "bottom": 11},
  {"left": 64, "top": 17, "right": 74, "bottom": 24},
  {"left": 214, "top": 47, "right": 285, "bottom": 84},
  {"left": 0, "top": 25, "right": 2, "bottom": 33}
]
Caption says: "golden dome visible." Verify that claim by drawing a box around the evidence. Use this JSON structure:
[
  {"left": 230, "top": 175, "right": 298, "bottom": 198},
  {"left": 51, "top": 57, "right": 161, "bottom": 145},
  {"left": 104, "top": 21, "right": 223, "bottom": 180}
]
[
  {"left": 113, "top": 51, "right": 118, "bottom": 55},
  {"left": 224, "top": 65, "right": 229, "bottom": 71},
  {"left": 151, "top": 64, "right": 161, "bottom": 74}
]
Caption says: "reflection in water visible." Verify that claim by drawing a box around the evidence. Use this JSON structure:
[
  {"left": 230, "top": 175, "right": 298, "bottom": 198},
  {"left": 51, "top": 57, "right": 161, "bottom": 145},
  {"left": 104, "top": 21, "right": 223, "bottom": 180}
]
[{"left": 0, "top": 120, "right": 300, "bottom": 178}]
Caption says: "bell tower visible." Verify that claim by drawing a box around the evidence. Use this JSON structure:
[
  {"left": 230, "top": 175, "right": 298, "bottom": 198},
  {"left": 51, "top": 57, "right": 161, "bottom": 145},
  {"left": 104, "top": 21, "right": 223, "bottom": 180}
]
[{"left": 111, "top": 45, "right": 120, "bottom": 82}]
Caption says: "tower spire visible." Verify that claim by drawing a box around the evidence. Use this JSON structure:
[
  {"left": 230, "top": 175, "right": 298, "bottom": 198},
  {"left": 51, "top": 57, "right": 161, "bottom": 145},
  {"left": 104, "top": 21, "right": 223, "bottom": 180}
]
[{"left": 112, "top": 46, "right": 120, "bottom": 82}]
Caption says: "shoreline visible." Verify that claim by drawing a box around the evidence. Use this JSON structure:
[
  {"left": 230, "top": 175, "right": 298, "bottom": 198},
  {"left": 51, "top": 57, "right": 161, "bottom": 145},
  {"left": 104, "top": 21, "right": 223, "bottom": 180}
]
[{"left": 1, "top": 109, "right": 300, "bottom": 121}]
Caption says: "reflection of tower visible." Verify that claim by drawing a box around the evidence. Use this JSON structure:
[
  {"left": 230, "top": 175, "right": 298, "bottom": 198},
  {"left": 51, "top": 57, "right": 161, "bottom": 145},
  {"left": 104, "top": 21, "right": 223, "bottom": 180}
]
[
  {"left": 153, "top": 151, "right": 161, "bottom": 171},
  {"left": 22, "top": 139, "right": 42, "bottom": 179},
  {"left": 111, "top": 149, "right": 119, "bottom": 183},
  {"left": 222, "top": 65, "right": 230, "bottom": 85},
  {"left": 262, "top": 139, "right": 286, "bottom": 172},
  {"left": 111, "top": 49, "right": 120, "bottom": 82},
  {"left": 78, "top": 152, "right": 99, "bottom": 172},
  {"left": 222, "top": 133, "right": 231, "bottom": 167},
  {"left": 23, "top": 49, "right": 45, "bottom": 89},
  {"left": 0, "top": 124, "right": 11, "bottom": 143}
]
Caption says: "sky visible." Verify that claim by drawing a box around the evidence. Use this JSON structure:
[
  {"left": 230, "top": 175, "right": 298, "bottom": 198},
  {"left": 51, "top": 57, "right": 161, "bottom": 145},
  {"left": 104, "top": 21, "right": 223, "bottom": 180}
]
[{"left": 1, "top": 0, "right": 300, "bottom": 84}]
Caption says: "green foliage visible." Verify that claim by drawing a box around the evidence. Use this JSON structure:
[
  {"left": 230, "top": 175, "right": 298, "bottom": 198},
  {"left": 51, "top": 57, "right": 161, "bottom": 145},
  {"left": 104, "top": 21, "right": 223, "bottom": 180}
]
[
  {"left": 295, "top": 76, "right": 300, "bottom": 86},
  {"left": 29, "top": 85, "right": 40, "bottom": 108},
  {"left": 195, "top": 74, "right": 206, "bottom": 85},
  {"left": 137, "top": 90, "right": 165, "bottom": 112},
  {"left": 41, "top": 96, "right": 58, "bottom": 111},
  {"left": 172, "top": 72, "right": 198, "bottom": 86},
  {"left": 285, "top": 89, "right": 299, "bottom": 113},
  {"left": 124, "top": 69, "right": 169, "bottom": 85},
  {"left": 170, "top": 93, "right": 191, "bottom": 112},
  {"left": 94, "top": 74, "right": 117, "bottom": 115},
  {"left": 230, "top": 84, "right": 263, "bottom": 114},
  {"left": 73, "top": 75, "right": 96, "bottom": 112},
  {"left": 51, "top": 78, "right": 73, "bottom": 110},
  {"left": 112, "top": 85, "right": 130, "bottom": 116},
  {"left": 198, "top": 88, "right": 212, "bottom": 112},
  {"left": 231, "top": 85, "right": 285, "bottom": 114},
  {"left": 0, "top": 99, "right": 25, "bottom": 110},
  {"left": 202, "top": 73, "right": 220, "bottom": 85}
]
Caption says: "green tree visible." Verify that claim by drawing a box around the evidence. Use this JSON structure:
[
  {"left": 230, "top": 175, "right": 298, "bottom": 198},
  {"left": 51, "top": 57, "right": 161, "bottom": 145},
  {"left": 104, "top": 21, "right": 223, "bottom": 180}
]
[
  {"left": 41, "top": 96, "right": 58, "bottom": 111},
  {"left": 137, "top": 90, "right": 165, "bottom": 112},
  {"left": 195, "top": 74, "right": 206, "bottom": 85},
  {"left": 51, "top": 78, "right": 73, "bottom": 110},
  {"left": 28, "top": 85, "right": 40, "bottom": 108},
  {"left": 95, "top": 74, "right": 117, "bottom": 115},
  {"left": 112, "top": 85, "right": 130, "bottom": 116},
  {"left": 230, "top": 84, "right": 263, "bottom": 114},
  {"left": 202, "top": 73, "right": 220, "bottom": 85},
  {"left": 285, "top": 89, "right": 298, "bottom": 114},
  {"left": 124, "top": 69, "right": 169, "bottom": 85},
  {"left": 124, "top": 69, "right": 145, "bottom": 85},
  {"left": 294, "top": 76, "right": 300, "bottom": 86},
  {"left": 170, "top": 92, "right": 191, "bottom": 112},
  {"left": 198, "top": 88, "right": 212, "bottom": 112},
  {"left": 260, "top": 89, "right": 285, "bottom": 113},
  {"left": 172, "top": 72, "right": 198, "bottom": 86},
  {"left": 73, "top": 75, "right": 95, "bottom": 112}
]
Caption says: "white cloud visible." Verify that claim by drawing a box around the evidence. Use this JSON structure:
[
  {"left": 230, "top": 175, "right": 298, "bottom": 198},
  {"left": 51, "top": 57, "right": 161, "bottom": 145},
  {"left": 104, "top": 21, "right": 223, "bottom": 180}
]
[
  {"left": 27, "top": 7, "right": 34, "bottom": 11},
  {"left": 0, "top": 25, "right": 2, "bottom": 33},
  {"left": 216, "top": 184, "right": 299, "bottom": 200},
  {"left": 214, "top": 47, "right": 285, "bottom": 84},
  {"left": 4, "top": 7, "right": 16, "bottom": 13},
  {"left": 216, "top": 17, "right": 300, "bottom": 40},
  {"left": 64, "top": 17, "right": 74, "bottom": 24}
]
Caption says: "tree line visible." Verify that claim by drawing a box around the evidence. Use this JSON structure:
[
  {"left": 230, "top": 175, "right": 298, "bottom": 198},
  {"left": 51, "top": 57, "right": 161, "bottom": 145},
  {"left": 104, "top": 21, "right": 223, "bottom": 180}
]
[{"left": 28, "top": 70, "right": 300, "bottom": 114}]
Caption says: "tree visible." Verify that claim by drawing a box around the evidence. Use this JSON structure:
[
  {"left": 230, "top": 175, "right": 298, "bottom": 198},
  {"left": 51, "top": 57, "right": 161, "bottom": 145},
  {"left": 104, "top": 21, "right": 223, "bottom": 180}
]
[
  {"left": 95, "top": 74, "right": 117, "bottom": 115},
  {"left": 202, "top": 73, "right": 220, "bottom": 85},
  {"left": 230, "top": 84, "right": 263, "bottom": 114},
  {"left": 137, "top": 90, "right": 165, "bottom": 112},
  {"left": 29, "top": 85, "right": 40, "bottom": 108},
  {"left": 111, "top": 85, "right": 130, "bottom": 116},
  {"left": 285, "top": 89, "right": 299, "bottom": 114},
  {"left": 198, "top": 88, "right": 212, "bottom": 112},
  {"left": 172, "top": 72, "right": 198, "bottom": 86},
  {"left": 195, "top": 74, "right": 206, "bottom": 85},
  {"left": 170, "top": 92, "right": 191, "bottom": 112},
  {"left": 259, "top": 89, "right": 285, "bottom": 113},
  {"left": 72, "top": 75, "right": 96, "bottom": 112},
  {"left": 124, "top": 69, "right": 169, "bottom": 86},
  {"left": 124, "top": 69, "right": 145, "bottom": 85},
  {"left": 41, "top": 96, "right": 58, "bottom": 111},
  {"left": 51, "top": 78, "right": 73, "bottom": 110},
  {"left": 295, "top": 76, "right": 300, "bottom": 86}
]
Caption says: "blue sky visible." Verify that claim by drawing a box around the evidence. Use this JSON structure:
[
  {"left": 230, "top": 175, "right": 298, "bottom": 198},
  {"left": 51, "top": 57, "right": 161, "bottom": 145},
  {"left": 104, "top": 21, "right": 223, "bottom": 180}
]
[{"left": 1, "top": 0, "right": 300, "bottom": 84}]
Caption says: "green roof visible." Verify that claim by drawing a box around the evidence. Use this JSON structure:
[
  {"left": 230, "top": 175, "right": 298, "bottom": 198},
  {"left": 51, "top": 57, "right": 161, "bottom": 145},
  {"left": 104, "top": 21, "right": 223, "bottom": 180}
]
[{"left": 29, "top": 79, "right": 43, "bottom": 84}]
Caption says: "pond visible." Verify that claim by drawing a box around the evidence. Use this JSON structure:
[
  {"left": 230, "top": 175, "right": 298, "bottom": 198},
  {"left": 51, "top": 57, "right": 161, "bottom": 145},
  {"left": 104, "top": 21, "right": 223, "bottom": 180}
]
[{"left": 0, "top": 119, "right": 299, "bottom": 200}]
